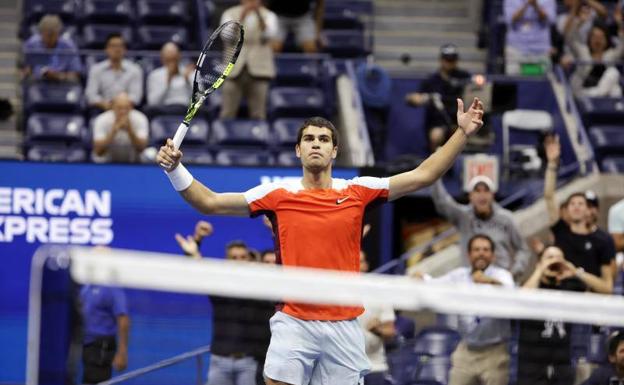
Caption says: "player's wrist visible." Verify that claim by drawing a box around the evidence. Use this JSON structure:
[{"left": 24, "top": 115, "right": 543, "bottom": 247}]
[{"left": 165, "top": 163, "right": 194, "bottom": 191}]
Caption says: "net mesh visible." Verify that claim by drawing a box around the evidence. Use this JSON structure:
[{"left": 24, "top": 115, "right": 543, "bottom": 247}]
[{"left": 28, "top": 247, "right": 624, "bottom": 385}]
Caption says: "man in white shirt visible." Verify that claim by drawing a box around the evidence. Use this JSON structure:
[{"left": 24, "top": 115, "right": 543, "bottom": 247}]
[
  {"left": 609, "top": 198, "right": 624, "bottom": 271},
  {"left": 416, "top": 234, "right": 514, "bottom": 385},
  {"left": 92, "top": 92, "right": 149, "bottom": 163},
  {"left": 86, "top": 33, "right": 143, "bottom": 110},
  {"left": 146, "top": 42, "right": 194, "bottom": 110},
  {"left": 358, "top": 250, "right": 396, "bottom": 385},
  {"left": 220, "top": 0, "right": 278, "bottom": 120}
]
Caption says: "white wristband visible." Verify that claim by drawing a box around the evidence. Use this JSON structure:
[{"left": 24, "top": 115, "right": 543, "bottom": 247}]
[{"left": 165, "top": 164, "right": 194, "bottom": 191}]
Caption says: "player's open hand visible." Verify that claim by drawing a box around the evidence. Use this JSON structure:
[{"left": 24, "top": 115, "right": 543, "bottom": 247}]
[
  {"left": 157, "top": 138, "right": 183, "bottom": 172},
  {"left": 456, "top": 97, "right": 484, "bottom": 136}
]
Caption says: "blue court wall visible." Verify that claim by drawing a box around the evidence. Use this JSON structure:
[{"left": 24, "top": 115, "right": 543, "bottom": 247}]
[{"left": 0, "top": 161, "right": 358, "bottom": 383}]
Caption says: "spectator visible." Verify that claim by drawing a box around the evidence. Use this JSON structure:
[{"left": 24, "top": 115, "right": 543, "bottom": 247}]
[
  {"left": 146, "top": 42, "right": 194, "bottom": 111},
  {"left": 609, "top": 198, "right": 624, "bottom": 254},
  {"left": 582, "top": 330, "right": 624, "bottom": 385},
  {"left": 568, "top": 23, "right": 624, "bottom": 98},
  {"left": 219, "top": 0, "right": 277, "bottom": 120},
  {"left": 86, "top": 33, "right": 143, "bottom": 110},
  {"left": 92, "top": 92, "right": 149, "bottom": 163},
  {"left": 416, "top": 234, "right": 513, "bottom": 385},
  {"left": 503, "top": 0, "right": 557, "bottom": 75},
  {"left": 358, "top": 250, "right": 396, "bottom": 385},
  {"left": 518, "top": 245, "right": 587, "bottom": 385},
  {"left": 175, "top": 235, "right": 274, "bottom": 385},
  {"left": 405, "top": 44, "right": 472, "bottom": 152},
  {"left": 80, "top": 248, "right": 130, "bottom": 384},
  {"left": 431, "top": 175, "right": 532, "bottom": 280},
  {"left": 260, "top": 249, "right": 277, "bottom": 264},
  {"left": 21, "top": 14, "right": 81, "bottom": 82},
  {"left": 585, "top": 190, "right": 618, "bottom": 274},
  {"left": 543, "top": 135, "right": 615, "bottom": 293},
  {"left": 556, "top": 0, "right": 607, "bottom": 58},
  {"left": 268, "top": 0, "right": 324, "bottom": 53}
]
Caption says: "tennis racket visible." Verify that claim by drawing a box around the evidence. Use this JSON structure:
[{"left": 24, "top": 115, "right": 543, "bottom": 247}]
[{"left": 171, "top": 21, "right": 244, "bottom": 150}]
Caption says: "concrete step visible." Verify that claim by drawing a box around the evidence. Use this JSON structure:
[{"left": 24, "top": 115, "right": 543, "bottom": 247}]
[
  {"left": 374, "top": 16, "right": 475, "bottom": 32},
  {"left": 374, "top": 45, "right": 486, "bottom": 61},
  {"left": 374, "top": 32, "right": 478, "bottom": 47},
  {"left": 375, "top": 3, "right": 469, "bottom": 18}
]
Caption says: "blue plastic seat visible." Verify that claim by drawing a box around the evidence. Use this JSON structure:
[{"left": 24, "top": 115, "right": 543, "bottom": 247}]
[
  {"left": 587, "top": 333, "right": 608, "bottom": 364},
  {"left": 24, "top": 0, "right": 77, "bottom": 23},
  {"left": 82, "top": 25, "right": 133, "bottom": 49},
  {"left": 577, "top": 97, "right": 624, "bottom": 126},
  {"left": 82, "top": 0, "right": 134, "bottom": 23},
  {"left": 387, "top": 344, "right": 427, "bottom": 385},
  {"left": 26, "top": 82, "right": 83, "bottom": 113},
  {"left": 27, "top": 144, "right": 86, "bottom": 162},
  {"left": 137, "top": 0, "right": 189, "bottom": 24},
  {"left": 414, "top": 356, "right": 451, "bottom": 384},
  {"left": 137, "top": 25, "right": 188, "bottom": 50},
  {"left": 274, "top": 57, "right": 321, "bottom": 86},
  {"left": 323, "top": 30, "right": 367, "bottom": 58},
  {"left": 272, "top": 118, "right": 302, "bottom": 148},
  {"left": 210, "top": 119, "right": 270, "bottom": 147},
  {"left": 27, "top": 113, "right": 85, "bottom": 143},
  {"left": 589, "top": 125, "right": 624, "bottom": 157},
  {"left": 601, "top": 156, "right": 624, "bottom": 173},
  {"left": 215, "top": 149, "right": 273, "bottom": 166},
  {"left": 275, "top": 151, "right": 300, "bottom": 167},
  {"left": 324, "top": 5, "right": 364, "bottom": 30},
  {"left": 269, "top": 87, "right": 325, "bottom": 118},
  {"left": 150, "top": 116, "right": 209, "bottom": 146},
  {"left": 181, "top": 146, "right": 213, "bottom": 165},
  {"left": 413, "top": 327, "right": 461, "bottom": 356}
]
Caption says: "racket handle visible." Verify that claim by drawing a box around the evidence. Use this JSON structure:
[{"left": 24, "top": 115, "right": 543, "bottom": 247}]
[{"left": 172, "top": 122, "right": 189, "bottom": 150}]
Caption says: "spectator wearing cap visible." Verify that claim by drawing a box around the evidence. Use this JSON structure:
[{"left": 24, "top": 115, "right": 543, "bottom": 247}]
[
  {"left": 543, "top": 135, "right": 615, "bottom": 294},
  {"left": 581, "top": 331, "right": 624, "bottom": 385},
  {"left": 609, "top": 198, "right": 624, "bottom": 254},
  {"left": 503, "top": 0, "right": 557, "bottom": 75},
  {"left": 431, "top": 175, "right": 532, "bottom": 281},
  {"left": 21, "top": 14, "right": 82, "bottom": 82},
  {"left": 406, "top": 44, "right": 472, "bottom": 153}
]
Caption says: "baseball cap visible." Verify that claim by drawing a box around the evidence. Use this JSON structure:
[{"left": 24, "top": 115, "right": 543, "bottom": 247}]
[
  {"left": 585, "top": 190, "right": 599, "bottom": 207},
  {"left": 467, "top": 175, "right": 496, "bottom": 192},
  {"left": 440, "top": 44, "right": 459, "bottom": 60}
]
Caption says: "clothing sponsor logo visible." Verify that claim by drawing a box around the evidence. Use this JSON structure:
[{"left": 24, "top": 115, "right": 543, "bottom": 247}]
[
  {"left": 0, "top": 187, "right": 113, "bottom": 244},
  {"left": 336, "top": 196, "right": 350, "bottom": 205}
]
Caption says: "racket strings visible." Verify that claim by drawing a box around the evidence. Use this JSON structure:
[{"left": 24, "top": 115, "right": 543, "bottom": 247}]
[{"left": 194, "top": 22, "right": 242, "bottom": 95}]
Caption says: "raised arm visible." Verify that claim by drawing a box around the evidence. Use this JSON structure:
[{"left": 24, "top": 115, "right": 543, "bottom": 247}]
[
  {"left": 543, "top": 135, "right": 560, "bottom": 225},
  {"left": 388, "top": 97, "right": 484, "bottom": 201},
  {"left": 157, "top": 139, "right": 250, "bottom": 216}
]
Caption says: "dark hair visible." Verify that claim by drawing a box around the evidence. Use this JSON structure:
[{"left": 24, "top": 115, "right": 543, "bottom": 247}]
[
  {"left": 467, "top": 234, "right": 495, "bottom": 252},
  {"left": 105, "top": 32, "right": 125, "bottom": 47},
  {"left": 226, "top": 240, "right": 248, "bottom": 251},
  {"left": 587, "top": 24, "right": 612, "bottom": 54},
  {"left": 260, "top": 249, "right": 275, "bottom": 257},
  {"left": 564, "top": 192, "right": 588, "bottom": 207},
  {"left": 608, "top": 331, "right": 624, "bottom": 356},
  {"left": 296, "top": 117, "right": 339, "bottom": 148}
]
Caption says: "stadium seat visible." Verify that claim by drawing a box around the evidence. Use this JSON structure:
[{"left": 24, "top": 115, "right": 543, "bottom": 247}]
[
  {"left": 395, "top": 314, "right": 417, "bottom": 341},
  {"left": 501, "top": 109, "right": 552, "bottom": 179},
  {"left": 413, "top": 327, "right": 461, "bottom": 356},
  {"left": 274, "top": 56, "right": 321, "bottom": 86},
  {"left": 150, "top": 116, "right": 209, "bottom": 146},
  {"left": 210, "top": 119, "right": 270, "bottom": 146},
  {"left": 413, "top": 356, "right": 451, "bottom": 384},
  {"left": 406, "top": 381, "right": 443, "bottom": 385},
  {"left": 272, "top": 118, "right": 302, "bottom": 148},
  {"left": 324, "top": 5, "right": 364, "bottom": 30},
  {"left": 269, "top": 87, "right": 325, "bottom": 118},
  {"left": 323, "top": 30, "right": 367, "bottom": 58},
  {"left": 82, "top": 0, "right": 134, "bottom": 23},
  {"left": 601, "top": 157, "right": 624, "bottom": 173},
  {"left": 215, "top": 149, "right": 273, "bottom": 166},
  {"left": 137, "top": 0, "right": 189, "bottom": 24},
  {"left": 23, "top": 0, "right": 77, "bottom": 23},
  {"left": 589, "top": 126, "right": 624, "bottom": 157},
  {"left": 275, "top": 151, "right": 300, "bottom": 167},
  {"left": 25, "top": 82, "right": 83, "bottom": 113},
  {"left": 27, "top": 144, "right": 86, "bottom": 162},
  {"left": 587, "top": 333, "right": 608, "bottom": 364},
  {"left": 387, "top": 344, "right": 427, "bottom": 385},
  {"left": 181, "top": 147, "right": 213, "bottom": 165},
  {"left": 577, "top": 96, "right": 624, "bottom": 126},
  {"left": 137, "top": 25, "right": 188, "bottom": 50},
  {"left": 26, "top": 113, "right": 85, "bottom": 143},
  {"left": 82, "top": 25, "right": 133, "bottom": 49}
]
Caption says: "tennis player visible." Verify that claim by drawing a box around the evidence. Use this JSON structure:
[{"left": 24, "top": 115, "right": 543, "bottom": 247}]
[{"left": 157, "top": 97, "right": 484, "bottom": 385}]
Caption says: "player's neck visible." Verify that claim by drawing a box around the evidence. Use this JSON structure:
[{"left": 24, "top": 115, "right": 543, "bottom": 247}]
[{"left": 301, "top": 167, "right": 332, "bottom": 189}]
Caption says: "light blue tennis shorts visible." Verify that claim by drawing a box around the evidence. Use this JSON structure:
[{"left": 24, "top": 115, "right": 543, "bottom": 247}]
[{"left": 264, "top": 311, "right": 371, "bottom": 385}]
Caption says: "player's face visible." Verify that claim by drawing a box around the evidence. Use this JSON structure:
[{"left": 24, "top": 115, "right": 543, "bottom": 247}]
[
  {"left": 468, "top": 238, "right": 494, "bottom": 271},
  {"left": 296, "top": 125, "right": 337, "bottom": 171}
]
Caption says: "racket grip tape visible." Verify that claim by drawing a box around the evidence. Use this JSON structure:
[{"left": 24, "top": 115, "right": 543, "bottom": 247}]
[{"left": 172, "top": 122, "right": 189, "bottom": 150}]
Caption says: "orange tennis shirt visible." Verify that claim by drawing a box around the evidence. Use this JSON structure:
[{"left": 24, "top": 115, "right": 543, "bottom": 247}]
[{"left": 244, "top": 176, "right": 389, "bottom": 321}]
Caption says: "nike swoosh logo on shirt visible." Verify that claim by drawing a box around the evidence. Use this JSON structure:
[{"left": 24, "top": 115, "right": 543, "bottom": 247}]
[{"left": 336, "top": 196, "right": 350, "bottom": 204}]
